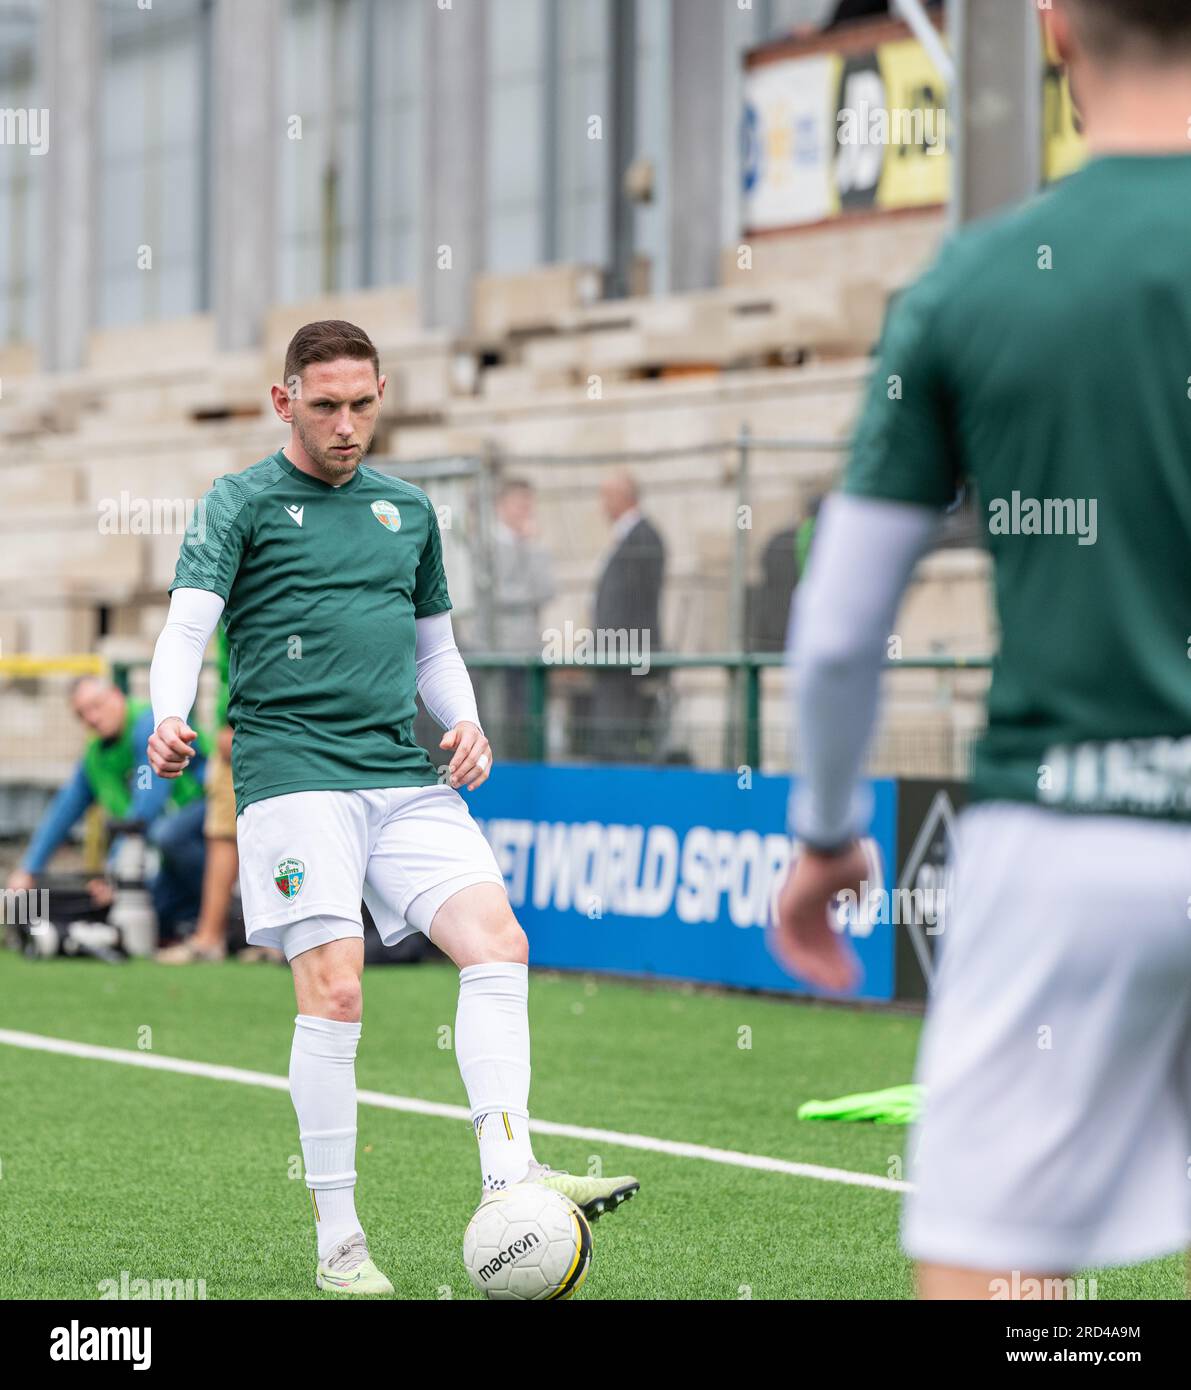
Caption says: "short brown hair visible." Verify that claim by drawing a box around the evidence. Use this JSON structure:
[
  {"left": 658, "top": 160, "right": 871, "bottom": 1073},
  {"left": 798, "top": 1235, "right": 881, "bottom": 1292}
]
[
  {"left": 1067, "top": 0, "right": 1191, "bottom": 60},
  {"left": 283, "top": 319, "right": 379, "bottom": 390}
]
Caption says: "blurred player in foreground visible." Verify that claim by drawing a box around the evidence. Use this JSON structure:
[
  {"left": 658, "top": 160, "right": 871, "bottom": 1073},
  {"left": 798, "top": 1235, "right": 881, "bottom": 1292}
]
[
  {"left": 774, "top": 0, "right": 1191, "bottom": 1298},
  {"left": 147, "top": 320, "right": 637, "bottom": 1296}
]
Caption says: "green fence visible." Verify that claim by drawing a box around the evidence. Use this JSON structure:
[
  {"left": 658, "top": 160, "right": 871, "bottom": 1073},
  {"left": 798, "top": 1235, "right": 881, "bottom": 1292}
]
[{"left": 109, "top": 652, "right": 993, "bottom": 776}]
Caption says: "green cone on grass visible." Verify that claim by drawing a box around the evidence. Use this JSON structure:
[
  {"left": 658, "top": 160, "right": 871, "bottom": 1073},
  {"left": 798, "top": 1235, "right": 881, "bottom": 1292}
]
[{"left": 797, "top": 1083, "right": 923, "bottom": 1126}]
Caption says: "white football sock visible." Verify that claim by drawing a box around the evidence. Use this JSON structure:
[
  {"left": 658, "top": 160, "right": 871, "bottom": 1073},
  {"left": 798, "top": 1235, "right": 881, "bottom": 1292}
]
[
  {"left": 455, "top": 962, "right": 536, "bottom": 1193},
  {"left": 289, "top": 1013, "right": 363, "bottom": 1259}
]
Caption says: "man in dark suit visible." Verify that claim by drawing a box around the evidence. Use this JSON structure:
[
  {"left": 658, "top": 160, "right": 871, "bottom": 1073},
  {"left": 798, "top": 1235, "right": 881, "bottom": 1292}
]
[{"left": 590, "top": 471, "right": 665, "bottom": 762}]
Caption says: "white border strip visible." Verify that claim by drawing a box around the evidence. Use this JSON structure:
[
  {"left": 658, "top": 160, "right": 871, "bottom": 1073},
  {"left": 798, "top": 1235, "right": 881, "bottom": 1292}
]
[{"left": 0, "top": 1028, "right": 910, "bottom": 1194}]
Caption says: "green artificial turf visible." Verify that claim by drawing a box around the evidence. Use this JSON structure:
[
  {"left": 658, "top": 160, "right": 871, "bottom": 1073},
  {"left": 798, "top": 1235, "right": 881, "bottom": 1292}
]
[{"left": 0, "top": 951, "right": 1184, "bottom": 1300}]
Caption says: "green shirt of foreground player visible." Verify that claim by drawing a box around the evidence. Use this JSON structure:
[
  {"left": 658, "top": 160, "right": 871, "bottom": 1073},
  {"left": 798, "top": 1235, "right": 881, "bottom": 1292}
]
[{"left": 843, "top": 153, "right": 1191, "bottom": 818}]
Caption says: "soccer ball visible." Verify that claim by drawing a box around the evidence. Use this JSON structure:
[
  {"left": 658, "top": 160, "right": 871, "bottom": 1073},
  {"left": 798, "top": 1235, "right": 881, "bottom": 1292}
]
[{"left": 463, "top": 1184, "right": 592, "bottom": 1300}]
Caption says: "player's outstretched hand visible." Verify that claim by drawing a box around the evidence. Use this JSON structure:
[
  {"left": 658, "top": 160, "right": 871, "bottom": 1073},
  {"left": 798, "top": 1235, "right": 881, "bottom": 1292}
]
[
  {"left": 769, "top": 841, "right": 866, "bottom": 993},
  {"left": 440, "top": 721, "right": 492, "bottom": 791},
  {"left": 148, "top": 716, "right": 197, "bottom": 779}
]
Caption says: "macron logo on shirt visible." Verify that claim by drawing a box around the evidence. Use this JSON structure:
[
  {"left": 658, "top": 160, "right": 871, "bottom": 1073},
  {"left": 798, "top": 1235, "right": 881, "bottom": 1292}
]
[{"left": 283, "top": 504, "right": 304, "bottom": 527}]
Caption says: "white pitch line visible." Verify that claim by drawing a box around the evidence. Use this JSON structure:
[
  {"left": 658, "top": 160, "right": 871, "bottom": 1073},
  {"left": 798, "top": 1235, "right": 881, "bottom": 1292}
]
[{"left": 0, "top": 1028, "right": 910, "bottom": 1195}]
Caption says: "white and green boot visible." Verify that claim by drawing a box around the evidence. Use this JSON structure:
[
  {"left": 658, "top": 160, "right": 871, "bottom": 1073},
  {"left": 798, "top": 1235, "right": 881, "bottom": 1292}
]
[
  {"left": 315, "top": 1232, "right": 394, "bottom": 1295},
  {"left": 525, "top": 1161, "right": 640, "bottom": 1222}
]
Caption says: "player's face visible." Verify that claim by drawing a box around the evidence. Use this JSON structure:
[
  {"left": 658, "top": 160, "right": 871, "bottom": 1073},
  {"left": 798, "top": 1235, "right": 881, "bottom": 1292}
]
[{"left": 289, "top": 358, "right": 384, "bottom": 479}]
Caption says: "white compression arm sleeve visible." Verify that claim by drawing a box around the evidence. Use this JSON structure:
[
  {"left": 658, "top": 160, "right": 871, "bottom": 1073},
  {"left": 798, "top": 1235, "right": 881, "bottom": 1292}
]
[
  {"left": 150, "top": 587, "right": 226, "bottom": 730},
  {"left": 415, "top": 612, "right": 480, "bottom": 731},
  {"left": 788, "top": 493, "right": 941, "bottom": 847}
]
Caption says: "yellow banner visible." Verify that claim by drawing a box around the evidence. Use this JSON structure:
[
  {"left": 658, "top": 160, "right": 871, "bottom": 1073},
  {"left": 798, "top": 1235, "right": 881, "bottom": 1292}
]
[
  {"left": 875, "top": 38, "right": 950, "bottom": 211},
  {"left": 0, "top": 655, "right": 106, "bottom": 678},
  {"left": 1042, "top": 31, "right": 1085, "bottom": 182},
  {"left": 742, "top": 26, "right": 1086, "bottom": 232}
]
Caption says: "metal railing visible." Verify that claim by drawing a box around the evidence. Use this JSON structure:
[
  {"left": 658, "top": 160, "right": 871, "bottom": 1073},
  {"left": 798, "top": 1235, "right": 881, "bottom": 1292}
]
[
  {"left": 0, "top": 651, "right": 992, "bottom": 847},
  {"left": 368, "top": 429, "right": 853, "bottom": 657},
  {"left": 100, "top": 650, "right": 992, "bottom": 771},
  {"left": 464, "top": 651, "right": 993, "bottom": 770}
]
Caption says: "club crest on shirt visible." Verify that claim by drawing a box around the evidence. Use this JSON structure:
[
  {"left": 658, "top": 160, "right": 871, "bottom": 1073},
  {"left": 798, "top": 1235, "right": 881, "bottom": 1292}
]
[
  {"left": 370, "top": 499, "right": 401, "bottom": 532},
  {"left": 273, "top": 857, "right": 305, "bottom": 900}
]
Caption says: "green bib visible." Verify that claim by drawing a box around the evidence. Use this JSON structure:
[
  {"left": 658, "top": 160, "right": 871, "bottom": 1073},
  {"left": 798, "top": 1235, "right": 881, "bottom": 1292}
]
[{"left": 82, "top": 699, "right": 206, "bottom": 818}]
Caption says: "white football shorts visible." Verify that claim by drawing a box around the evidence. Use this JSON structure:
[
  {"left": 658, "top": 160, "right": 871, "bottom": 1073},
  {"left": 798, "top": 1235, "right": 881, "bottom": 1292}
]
[
  {"left": 902, "top": 800, "right": 1191, "bottom": 1273},
  {"left": 236, "top": 784, "right": 505, "bottom": 961}
]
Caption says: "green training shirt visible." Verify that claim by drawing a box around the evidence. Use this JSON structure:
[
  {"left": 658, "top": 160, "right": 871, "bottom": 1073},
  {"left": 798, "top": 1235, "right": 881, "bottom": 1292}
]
[
  {"left": 171, "top": 449, "right": 451, "bottom": 814},
  {"left": 844, "top": 154, "right": 1191, "bottom": 819}
]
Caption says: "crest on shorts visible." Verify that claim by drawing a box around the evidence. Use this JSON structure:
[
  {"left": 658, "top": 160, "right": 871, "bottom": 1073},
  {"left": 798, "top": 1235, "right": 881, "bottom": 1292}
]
[
  {"left": 273, "top": 857, "right": 305, "bottom": 899},
  {"left": 370, "top": 499, "right": 401, "bottom": 532}
]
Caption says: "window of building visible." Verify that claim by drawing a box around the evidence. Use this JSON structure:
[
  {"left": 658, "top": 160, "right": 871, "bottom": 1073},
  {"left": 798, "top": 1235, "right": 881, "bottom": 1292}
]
[
  {"left": 368, "top": 0, "right": 423, "bottom": 289},
  {"left": 0, "top": 0, "right": 42, "bottom": 346},
  {"left": 485, "top": 0, "right": 615, "bottom": 277},
  {"left": 631, "top": 0, "right": 670, "bottom": 295},
  {"left": 279, "top": 0, "right": 422, "bottom": 302},
  {"left": 552, "top": 0, "right": 612, "bottom": 269},
  {"left": 486, "top": 0, "right": 548, "bottom": 273},
  {"left": 97, "top": 0, "right": 210, "bottom": 327}
]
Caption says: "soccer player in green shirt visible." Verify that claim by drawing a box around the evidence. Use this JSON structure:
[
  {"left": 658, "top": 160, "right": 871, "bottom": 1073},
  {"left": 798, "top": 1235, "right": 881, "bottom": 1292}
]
[
  {"left": 774, "top": 0, "right": 1191, "bottom": 1297},
  {"left": 148, "top": 320, "right": 638, "bottom": 1295}
]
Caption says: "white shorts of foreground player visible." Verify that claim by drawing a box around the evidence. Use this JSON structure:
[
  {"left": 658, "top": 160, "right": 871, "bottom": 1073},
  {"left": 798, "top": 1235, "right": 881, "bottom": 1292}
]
[
  {"left": 902, "top": 801, "right": 1191, "bottom": 1273},
  {"left": 236, "top": 785, "right": 504, "bottom": 961}
]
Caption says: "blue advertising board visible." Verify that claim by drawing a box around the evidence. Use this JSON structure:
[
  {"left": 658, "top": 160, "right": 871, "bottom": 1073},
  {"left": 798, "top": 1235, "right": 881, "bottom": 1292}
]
[{"left": 469, "top": 765, "right": 899, "bottom": 1001}]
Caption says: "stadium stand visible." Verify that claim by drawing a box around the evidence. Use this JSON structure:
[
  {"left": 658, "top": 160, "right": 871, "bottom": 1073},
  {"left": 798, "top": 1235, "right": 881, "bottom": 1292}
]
[{"left": 0, "top": 203, "right": 992, "bottom": 803}]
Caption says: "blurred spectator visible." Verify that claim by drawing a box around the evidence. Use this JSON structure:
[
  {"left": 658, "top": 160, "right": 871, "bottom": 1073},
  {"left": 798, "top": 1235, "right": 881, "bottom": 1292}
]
[
  {"left": 749, "top": 525, "right": 798, "bottom": 653},
  {"left": 493, "top": 478, "right": 557, "bottom": 652},
  {"left": 937, "top": 484, "right": 984, "bottom": 550},
  {"left": 492, "top": 478, "right": 557, "bottom": 759},
  {"left": 157, "top": 626, "right": 238, "bottom": 963},
  {"left": 749, "top": 496, "right": 824, "bottom": 653},
  {"left": 5, "top": 675, "right": 208, "bottom": 942},
  {"left": 590, "top": 471, "right": 665, "bottom": 762}
]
